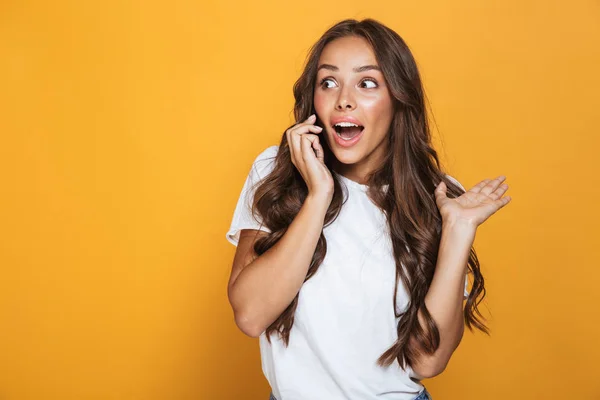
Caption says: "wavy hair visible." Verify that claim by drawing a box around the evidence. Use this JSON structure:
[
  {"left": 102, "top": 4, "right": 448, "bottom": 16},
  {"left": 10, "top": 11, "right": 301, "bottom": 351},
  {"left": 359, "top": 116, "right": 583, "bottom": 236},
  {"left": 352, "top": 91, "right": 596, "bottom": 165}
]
[{"left": 251, "top": 18, "right": 488, "bottom": 371}]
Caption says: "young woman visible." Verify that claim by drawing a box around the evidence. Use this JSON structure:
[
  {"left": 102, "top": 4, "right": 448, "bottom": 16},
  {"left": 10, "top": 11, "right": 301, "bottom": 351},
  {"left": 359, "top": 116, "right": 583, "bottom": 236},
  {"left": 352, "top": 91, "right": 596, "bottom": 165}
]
[{"left": 225, "top": 18, "right": 511, "bottom": 400}]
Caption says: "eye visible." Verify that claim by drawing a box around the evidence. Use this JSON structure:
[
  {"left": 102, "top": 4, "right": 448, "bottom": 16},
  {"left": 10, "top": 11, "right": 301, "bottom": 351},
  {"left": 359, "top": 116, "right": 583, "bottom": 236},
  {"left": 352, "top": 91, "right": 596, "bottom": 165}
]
[
  {"left": 318, "top": 77, "right": 379, "bottom": 89},
  {"left": 319, "top": 78, "right": 336, "bottom": 89},
  {"left": 361, "top": 79, "right": 378, "bottom": 89}
]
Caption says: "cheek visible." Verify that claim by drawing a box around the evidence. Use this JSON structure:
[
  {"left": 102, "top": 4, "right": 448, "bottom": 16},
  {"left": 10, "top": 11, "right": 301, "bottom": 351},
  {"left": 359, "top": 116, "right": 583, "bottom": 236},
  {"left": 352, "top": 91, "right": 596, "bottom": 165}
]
[
  {"left": 313, "top": 92, "right": 327, "bottom": 113},
  {"left": 361, "top": 95, "right": 391, "bottom": 114},
  {"left": 361, "top": 96, "right": 393, "bottom": 127}
]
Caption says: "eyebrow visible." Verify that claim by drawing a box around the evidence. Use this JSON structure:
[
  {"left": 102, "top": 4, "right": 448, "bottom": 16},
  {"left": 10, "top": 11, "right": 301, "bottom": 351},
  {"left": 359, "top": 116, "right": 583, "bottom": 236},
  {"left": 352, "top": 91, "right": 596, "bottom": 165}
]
[{"left": 317, "top": 64, "right": 381, "bottom": 73}]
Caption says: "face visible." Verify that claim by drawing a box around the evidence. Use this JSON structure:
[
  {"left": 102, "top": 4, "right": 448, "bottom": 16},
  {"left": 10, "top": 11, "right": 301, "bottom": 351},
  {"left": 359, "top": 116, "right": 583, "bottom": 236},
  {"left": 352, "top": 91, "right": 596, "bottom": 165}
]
[{"left": 313, "top": 35, "right": 394, "bottom": 183}]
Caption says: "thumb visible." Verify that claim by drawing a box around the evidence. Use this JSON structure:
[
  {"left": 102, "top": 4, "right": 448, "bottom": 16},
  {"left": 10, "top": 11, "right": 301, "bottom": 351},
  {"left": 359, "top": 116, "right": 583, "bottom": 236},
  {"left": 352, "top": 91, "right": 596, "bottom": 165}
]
[
  {"left": 434, "top": 180, "right": 447, "bottom": 202},
  {"left": 312, "top": 137, "right": 325, "bottom": 163}
]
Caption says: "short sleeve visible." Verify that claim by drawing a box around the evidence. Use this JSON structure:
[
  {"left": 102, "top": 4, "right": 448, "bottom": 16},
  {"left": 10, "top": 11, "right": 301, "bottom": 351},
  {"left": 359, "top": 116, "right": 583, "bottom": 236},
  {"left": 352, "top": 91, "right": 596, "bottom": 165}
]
[
  {"left": 225, "top": 145, "right": 279, "bottom": 247},
  {"left": 445, "top": 173, "right": 465, "bottom": 192},
  {"left": 445, "top": 174, "right": 470, "bottom": 300}
]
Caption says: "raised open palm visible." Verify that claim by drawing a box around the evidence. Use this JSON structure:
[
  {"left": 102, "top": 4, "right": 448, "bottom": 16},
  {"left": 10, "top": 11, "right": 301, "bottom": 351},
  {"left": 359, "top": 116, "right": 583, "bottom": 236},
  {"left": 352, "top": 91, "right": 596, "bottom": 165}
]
[{"left": 435, "top": 175, "right": 512, "bottom": 227}]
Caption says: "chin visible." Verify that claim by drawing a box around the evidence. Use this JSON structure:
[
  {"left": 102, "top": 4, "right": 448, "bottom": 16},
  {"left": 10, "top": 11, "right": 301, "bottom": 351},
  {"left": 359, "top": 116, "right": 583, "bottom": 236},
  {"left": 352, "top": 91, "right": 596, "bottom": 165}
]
[{"left": 329, "top": 145, "right": 363, "bottom": 165}]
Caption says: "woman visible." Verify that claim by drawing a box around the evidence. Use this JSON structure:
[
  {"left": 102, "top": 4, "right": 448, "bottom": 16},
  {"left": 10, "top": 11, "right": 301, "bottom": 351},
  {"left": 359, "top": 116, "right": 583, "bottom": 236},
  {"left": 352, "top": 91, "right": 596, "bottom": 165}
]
[{"left": 225, "top": 18, "right": 511, "bottom": 400}]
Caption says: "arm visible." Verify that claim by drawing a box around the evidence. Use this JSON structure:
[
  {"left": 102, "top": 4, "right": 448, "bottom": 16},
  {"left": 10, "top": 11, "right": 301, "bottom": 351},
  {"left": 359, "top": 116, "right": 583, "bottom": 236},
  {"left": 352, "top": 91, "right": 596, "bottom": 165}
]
[
  {"left": 410, "top": 175, "right": 511, "bottom": 378},
  {"left": 227, "top": 194, "right": 330, "bottom": 337},
  {"left": 409, "top": 220, "right": 475, "bottom": 378}
]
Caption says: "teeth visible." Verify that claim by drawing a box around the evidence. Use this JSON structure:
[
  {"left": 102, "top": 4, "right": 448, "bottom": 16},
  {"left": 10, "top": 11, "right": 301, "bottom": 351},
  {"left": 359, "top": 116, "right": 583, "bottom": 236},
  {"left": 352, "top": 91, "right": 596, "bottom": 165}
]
[{"left": 334, "top": 122, "right": 359, "bottom": 127}]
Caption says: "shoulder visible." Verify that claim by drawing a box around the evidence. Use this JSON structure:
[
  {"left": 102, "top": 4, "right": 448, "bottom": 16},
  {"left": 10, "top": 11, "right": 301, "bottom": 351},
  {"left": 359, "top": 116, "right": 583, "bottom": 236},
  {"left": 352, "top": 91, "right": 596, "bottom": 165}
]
[
  {"left": 251, "top": 145, "right": 279, "bottom": 180},
  {"left": 445, "top": 174, "right": 465, "bottom": 191},
  {"left": 253, "top": 145, "right": 279, "bottom": 164}
]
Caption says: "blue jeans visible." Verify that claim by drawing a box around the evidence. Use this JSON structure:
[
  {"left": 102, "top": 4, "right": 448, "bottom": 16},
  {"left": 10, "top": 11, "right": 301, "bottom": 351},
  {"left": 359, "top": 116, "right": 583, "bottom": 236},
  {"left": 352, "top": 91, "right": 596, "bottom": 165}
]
[{"left": 269, "top": 387, "right": 432, "bottom": 400}]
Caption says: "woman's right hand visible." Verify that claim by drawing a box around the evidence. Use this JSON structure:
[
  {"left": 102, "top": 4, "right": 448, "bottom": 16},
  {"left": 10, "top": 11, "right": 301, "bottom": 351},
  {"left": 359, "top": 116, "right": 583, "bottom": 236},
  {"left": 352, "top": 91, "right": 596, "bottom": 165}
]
[{"left": 286, "top": 114, "right": 334, "bottom": 203}]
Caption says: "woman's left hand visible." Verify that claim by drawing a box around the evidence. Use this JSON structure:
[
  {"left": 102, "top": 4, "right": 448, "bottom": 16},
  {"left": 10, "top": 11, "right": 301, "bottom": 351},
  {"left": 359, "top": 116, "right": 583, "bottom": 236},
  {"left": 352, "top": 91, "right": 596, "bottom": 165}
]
[{"left": 434, "top": 175, "right": 512, "bottom": 228}]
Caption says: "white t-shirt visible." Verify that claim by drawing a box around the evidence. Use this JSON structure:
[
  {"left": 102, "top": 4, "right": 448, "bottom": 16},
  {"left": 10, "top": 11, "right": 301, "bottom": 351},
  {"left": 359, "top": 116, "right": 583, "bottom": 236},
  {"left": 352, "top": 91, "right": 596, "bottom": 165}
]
[{"left": 226, "top": 145, "right": 469, "bottom": 400}]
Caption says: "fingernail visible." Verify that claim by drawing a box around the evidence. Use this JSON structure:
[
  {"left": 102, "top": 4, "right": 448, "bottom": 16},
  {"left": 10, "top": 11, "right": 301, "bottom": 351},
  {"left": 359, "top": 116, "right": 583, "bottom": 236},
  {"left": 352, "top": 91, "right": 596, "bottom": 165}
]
[
  {"left": 315, "top": 126, "right": 322, "bottom": 130},
  {"left": 308, "top": 114, "right": 316, "bottom": 120}
]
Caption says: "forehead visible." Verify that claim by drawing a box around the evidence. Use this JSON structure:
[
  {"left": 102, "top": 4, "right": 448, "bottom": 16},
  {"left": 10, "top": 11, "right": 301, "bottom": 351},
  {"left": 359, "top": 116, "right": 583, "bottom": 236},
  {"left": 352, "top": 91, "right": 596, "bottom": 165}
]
[{"left": 318, "top": 36, "right": 378, "bottom": 69}]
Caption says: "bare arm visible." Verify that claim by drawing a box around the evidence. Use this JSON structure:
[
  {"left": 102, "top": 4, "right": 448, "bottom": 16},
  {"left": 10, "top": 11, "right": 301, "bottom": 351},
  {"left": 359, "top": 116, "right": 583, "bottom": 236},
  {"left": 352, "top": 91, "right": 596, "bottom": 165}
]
[
  {"left": 410, "top": 175, "right": 511, "bottom": 378},
  {"left": 227, "top": 194, "right": 330, "bottom": 337},
  {"left": 409, "top": 220, "right": 475, "bottom": 378}
]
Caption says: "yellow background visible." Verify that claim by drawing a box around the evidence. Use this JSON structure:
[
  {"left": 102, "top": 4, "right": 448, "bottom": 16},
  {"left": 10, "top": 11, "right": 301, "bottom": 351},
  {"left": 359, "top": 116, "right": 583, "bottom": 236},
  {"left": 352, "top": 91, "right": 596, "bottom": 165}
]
[{"left": 1, "top": 0, "right": 599, "bottom": 399}]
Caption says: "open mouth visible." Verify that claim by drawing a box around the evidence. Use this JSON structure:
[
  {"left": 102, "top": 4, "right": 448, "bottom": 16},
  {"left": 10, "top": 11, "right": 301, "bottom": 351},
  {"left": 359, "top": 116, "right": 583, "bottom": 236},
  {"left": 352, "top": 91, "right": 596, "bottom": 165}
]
[{"left": 333, "top": 124, "right": 365, "bottom": 141}]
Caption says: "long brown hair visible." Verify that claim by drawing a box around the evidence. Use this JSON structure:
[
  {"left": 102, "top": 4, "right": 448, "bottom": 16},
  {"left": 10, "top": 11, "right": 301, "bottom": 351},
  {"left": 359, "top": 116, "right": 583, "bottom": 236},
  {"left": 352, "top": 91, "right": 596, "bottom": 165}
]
[{"left": 251, "top": 18, "right": 488, "bottom": 371}]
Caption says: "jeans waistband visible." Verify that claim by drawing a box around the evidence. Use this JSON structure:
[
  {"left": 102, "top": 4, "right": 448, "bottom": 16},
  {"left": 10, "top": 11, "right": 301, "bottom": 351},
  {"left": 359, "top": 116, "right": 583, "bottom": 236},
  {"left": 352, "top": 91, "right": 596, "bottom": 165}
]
[{"left": 269, "top": 387, "right": 431, "bottom": 400}]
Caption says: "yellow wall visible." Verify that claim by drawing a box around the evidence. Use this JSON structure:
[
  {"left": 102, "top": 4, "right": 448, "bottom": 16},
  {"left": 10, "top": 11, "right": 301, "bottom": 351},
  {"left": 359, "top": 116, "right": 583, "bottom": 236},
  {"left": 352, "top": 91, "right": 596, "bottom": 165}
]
[{"left": 1, "top": 1, "right": 598, "bottom": 399}]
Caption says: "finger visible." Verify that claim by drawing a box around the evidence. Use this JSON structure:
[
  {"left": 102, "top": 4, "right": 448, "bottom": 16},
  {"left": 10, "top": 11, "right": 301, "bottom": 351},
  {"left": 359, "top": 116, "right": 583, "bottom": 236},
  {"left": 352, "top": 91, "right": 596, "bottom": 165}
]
[
  {"left": 481, "top": 175, "right": 507, "bottom": 196},
  {"left": 312, "top": 136, "right": 324, "bottom": 163},
  {"left": 287, "top": 114, "right": 316, "bottom": 152},
  {"left": 292, "top": 124, "right": 323, "bottom": 135},
  {"left": 291, "top": 124, "right": 322, "bottom": 171},
  {"left": 489, "top": 183, "right": 509, "bottom": 200},
  {"left": 286, "top": 123, "right": 305, "bottom": 171},
  {"left": 302, "top": 134, "right": 324, "bottom": 163},
  {"left": 291, "top": 126, "right": 306, "bottom": 172},
  {"left": 301, "top": 134, "right": 318, "bottom": 168},
  {"left": 470, "top": 179, "right": 492, "bottom": 194},
  {"left": 434, "top": 180, "right": 447, "bottom": 202},
  {"left": 286, "top": 129, "right": 296, "bottom": 166},
  {"left": 292, "top": 114, "right": 317, "bottom": 128},
  {"left": 495, "top": 195, "right": 512, "bottom": 209}
]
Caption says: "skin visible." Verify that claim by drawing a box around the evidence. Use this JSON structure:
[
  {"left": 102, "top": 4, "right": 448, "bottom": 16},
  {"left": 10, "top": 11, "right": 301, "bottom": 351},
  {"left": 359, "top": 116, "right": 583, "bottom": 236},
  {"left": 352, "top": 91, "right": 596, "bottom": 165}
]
[
  {"left": 296, "top": 35, "right": 513, "bottom": 378},
  {"left": 233, "top": 34, "right": 513, "bottom": 379},
  {"left": 313, "top": 35, "right": 394, "bottom": 185},
  {"left": 407, "top": 177, "right": 511, "bottom": 378}
]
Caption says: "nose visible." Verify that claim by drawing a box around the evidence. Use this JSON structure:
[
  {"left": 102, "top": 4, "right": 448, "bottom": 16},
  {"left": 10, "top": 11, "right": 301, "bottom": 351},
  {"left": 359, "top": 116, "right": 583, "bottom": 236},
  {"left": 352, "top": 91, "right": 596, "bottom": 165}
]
[{"left": 335, "top": 87, "right": 356, "bottom": 111}]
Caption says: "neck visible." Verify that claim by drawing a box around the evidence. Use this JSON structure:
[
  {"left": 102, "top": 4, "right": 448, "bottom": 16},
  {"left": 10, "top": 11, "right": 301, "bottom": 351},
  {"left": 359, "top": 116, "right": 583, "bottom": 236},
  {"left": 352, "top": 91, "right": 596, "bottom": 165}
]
[
  {"left": 332, "top": 160, "right": 371, "bottom": 185},
  {"left": 330, "top": 142, "right": 388, "bottom": 185}
]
